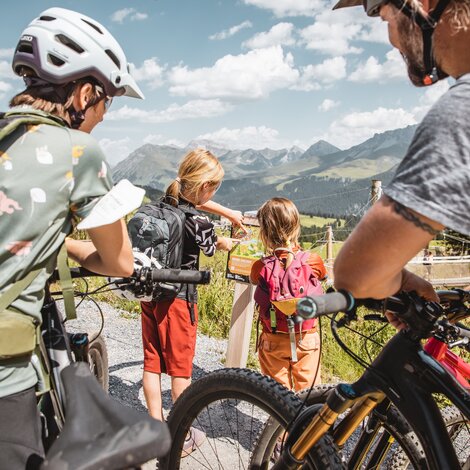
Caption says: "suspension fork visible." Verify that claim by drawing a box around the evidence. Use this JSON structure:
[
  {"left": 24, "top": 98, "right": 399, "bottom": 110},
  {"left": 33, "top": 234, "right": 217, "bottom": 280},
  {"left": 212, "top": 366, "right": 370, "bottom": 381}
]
[
  {"left": 273, "top": 385, "right": 384, "bottom": 469},
  {"left": 345, "top": 398, "right": 393, "bottom": 470}
]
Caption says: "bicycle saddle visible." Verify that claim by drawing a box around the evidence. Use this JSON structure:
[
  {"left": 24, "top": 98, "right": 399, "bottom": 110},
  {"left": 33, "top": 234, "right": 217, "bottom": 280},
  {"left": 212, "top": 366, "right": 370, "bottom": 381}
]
[{"left": 41, "top": 362, "right": 171, "bottom": 470}]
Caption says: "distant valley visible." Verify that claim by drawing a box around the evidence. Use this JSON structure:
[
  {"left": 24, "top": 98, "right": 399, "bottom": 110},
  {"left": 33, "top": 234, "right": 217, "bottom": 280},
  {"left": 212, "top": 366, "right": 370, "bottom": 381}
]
[{"left": 112, "top": 125, "right": 417, "bottom": 217}]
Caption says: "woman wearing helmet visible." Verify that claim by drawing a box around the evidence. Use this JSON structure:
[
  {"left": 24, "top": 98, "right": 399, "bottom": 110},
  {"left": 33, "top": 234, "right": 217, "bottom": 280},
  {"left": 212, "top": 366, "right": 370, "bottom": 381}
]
[{"left": 0, "top": 8, "right": 143, "bottom": 468}]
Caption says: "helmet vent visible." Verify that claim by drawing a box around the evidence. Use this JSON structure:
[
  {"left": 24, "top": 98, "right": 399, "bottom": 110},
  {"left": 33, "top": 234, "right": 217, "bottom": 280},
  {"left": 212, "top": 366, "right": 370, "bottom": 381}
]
[
  {"left": 105, "top": 49, "right": 121, "bottom": 69},
  {"left": 81, "top": 18, "right": 103, "bottom": 35},
  {"left": 55, "top": 34, "right": 85, "bottom": 54},
  {"left": 17, "top": 42, "right": 34, "bottom": 55},
  {"left": 39, "top": 15, "right": 56, "bottom": 21},
  {"left": 48, "top": 54, "right": 65, "bottom": 67}
]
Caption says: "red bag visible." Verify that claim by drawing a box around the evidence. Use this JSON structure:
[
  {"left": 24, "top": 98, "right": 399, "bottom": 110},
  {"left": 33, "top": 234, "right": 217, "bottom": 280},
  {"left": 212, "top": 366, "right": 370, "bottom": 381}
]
[{"left": 254, "top": 250, "right": 323, "bottom": 333}]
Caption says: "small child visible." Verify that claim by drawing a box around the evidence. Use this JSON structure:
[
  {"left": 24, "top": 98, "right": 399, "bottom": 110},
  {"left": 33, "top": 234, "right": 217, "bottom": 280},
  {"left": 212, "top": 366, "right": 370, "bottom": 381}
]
[
  {"left": 140, "top": 149, "right": 234, "bottom": 451},
  {"left": 250, "top": 197, "right": 326, "bottom": 391}
]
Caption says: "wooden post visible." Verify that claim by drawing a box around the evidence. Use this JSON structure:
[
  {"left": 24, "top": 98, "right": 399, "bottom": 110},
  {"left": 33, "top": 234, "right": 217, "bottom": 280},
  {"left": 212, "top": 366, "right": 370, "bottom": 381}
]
[
  {"left": 326, "top": 225, "right": 334, "bottom": 264},
  {"left": 370, "top": 179, "right": 382, "bottom": 205},
  {"left": 225, "top": 282, "right": 255, "bottom": 367}
]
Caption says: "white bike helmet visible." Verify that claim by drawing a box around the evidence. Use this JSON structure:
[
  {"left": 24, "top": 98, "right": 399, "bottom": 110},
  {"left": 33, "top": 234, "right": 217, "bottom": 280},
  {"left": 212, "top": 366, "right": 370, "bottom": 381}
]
[{"left": 12, "top": 7, "right": 144, "bottom": 99}]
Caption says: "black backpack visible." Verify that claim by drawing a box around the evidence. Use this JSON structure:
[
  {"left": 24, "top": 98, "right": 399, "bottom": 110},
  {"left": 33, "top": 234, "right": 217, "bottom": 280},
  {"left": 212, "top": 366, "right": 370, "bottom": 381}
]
[{"left": 127, "top": 200, "right": 198, "bottom": 303}]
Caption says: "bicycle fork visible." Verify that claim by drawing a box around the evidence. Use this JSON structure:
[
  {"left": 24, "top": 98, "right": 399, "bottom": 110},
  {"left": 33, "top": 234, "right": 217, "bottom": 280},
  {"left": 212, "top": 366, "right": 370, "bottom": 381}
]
[{"left": 272, "top": 386, "right": 385, "bottom": 470}]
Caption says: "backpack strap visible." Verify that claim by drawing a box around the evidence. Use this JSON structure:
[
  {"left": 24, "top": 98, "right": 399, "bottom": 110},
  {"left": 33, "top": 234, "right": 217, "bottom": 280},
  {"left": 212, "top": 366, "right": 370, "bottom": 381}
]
[
  {"left": 0, "top": 112, "right": 66, "bottom": 142},
  {"left": 57, "top": 243, "right": 76, "bottom": 320},
  {"left": 0, "top": 268, "right": 43, "bottom": 312}
]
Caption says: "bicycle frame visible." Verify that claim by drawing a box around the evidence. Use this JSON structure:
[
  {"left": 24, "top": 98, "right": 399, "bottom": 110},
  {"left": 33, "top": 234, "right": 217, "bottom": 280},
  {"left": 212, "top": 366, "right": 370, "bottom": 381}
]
[
  {"left": 425, "top": 337, "right": 470, "bottom": 390},
  {"left": 277, "top": 331, "right": 470, "bottom": 470}
]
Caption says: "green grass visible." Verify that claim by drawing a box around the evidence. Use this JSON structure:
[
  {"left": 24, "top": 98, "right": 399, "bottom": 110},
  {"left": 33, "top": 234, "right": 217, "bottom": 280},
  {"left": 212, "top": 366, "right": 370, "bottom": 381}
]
[{"left": 300, "top": 214, "right": 344, "bottom": 228}]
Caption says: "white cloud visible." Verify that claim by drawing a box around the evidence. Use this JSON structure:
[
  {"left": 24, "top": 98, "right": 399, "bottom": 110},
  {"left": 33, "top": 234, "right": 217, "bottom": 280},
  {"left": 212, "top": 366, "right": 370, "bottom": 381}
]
[
  {"left": 196, "top": 126, "right": 283, "bottom": 149},
  {"left": 299, "top": 21, "right": 362, "bottom": 55},
  {"left": 143, "top": 134, "right": 164, "bottom": 145},
  {"left": 318, "top": 98, "right": 340, "bottom": 111},
  {"left": 142, "top": 134, "right": 185, "bottom": 148},
  {"left": 168, "top": 46, "right": 299, "bottom": 100},
  {"left": 349, "top": 49, "right": 406, "bottom": 82},
  {"left": 209, "top": 21, "right": 253, "bottom": 40},
  {"left": 298, "top": 9, "right": 387, "bottom": 57},
  {"left": 133, "top": 58, "right": 165, "bottom": 89},
  {"left": 326, "top": 107, "right": 417, "bottom": 147},
  {"left": 243, "top": 0, "right": 320, "bottom": 17},
  {"left": 132, "top": 12, "right": 148, "bottom": 21},
  {"left": 358, "top": 21, "right": 389, "bottom": 43},
  {"left": 294, "top": 56, "right": 347, "bottom": 91},
  {"left": 99, "top": 137, "right": 131, "bottom": 167},
  {"left": 111, "top": 8, "right": 148, "bottom": 23},
  {"left": 106, "top": 99, "right": 233, "bottom": 123},
  {"left": 0, "top": 48, "right": 13, "bottom": 59},
  {"left": 412, "top": 79, "right": 450, "bottom": 121},
  {"left": 243, "top": 22, "right": 295, "bottom": 49},
  {"left": 0, "top": 81, "right": 12, "bottom": 93}
]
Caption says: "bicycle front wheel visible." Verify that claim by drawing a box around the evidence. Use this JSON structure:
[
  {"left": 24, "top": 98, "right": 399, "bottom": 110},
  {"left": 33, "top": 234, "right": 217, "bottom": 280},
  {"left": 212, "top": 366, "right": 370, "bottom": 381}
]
[
  {"left": 252, "top": 384, "right": 426, "bottom": 470},
  {"left": 158, "top": 368, "right": 343, "bottom": 470},
  {"left": 388, "top": 405, "right": 469, "bottom": 469}
]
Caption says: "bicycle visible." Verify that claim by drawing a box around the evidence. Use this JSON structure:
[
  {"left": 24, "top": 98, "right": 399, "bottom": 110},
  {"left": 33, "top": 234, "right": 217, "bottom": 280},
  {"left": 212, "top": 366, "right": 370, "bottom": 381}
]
[
  {"left": 253, "top": 290, "right": 470, "bottom": 469},
  {"left": 158, "top": 289, "right": 469, "bottom": 469},
  {"left": 38, "top": 265, "right": 210, "bottom": 469}
]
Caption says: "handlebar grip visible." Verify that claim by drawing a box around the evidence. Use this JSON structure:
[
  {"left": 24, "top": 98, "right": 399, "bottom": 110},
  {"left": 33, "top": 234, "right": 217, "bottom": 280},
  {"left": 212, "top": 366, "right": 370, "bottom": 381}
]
[
  {"left": 297, "top": 291, "right": 354, "bottom": 319},
  {"left": 150, "top": 269, "right": 211, "bottom": 285}
]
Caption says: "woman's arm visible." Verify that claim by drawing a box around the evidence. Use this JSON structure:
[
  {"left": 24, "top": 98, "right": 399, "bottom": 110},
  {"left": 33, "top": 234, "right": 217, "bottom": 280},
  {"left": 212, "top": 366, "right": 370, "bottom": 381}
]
[{"left": 66, "top": 219, "right": 134, "bottom": 277}]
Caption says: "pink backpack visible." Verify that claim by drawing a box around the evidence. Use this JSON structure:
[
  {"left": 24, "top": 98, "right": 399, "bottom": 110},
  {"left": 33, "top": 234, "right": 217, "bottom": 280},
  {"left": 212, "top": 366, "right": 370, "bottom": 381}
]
[{"left": 254, "top": 250, "right": 323, "bottom": 334}]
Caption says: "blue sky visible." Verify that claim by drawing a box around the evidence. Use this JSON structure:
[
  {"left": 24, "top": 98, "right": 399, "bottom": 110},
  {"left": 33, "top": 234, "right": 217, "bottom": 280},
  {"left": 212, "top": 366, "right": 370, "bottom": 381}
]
[{"left": 0, "top": 0, "right": 450, "bottom": 166}]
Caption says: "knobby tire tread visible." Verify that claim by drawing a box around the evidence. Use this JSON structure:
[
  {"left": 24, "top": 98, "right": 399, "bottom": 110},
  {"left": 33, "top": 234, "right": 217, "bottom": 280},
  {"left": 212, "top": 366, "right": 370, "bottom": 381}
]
[{"left": 158, "top": 368, "right": 344, "bottom": 470}]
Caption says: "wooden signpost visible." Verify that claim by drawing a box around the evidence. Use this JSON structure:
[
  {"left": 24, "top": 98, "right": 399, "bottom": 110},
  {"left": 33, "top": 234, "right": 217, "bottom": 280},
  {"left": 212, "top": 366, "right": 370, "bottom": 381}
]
[{"left": 225, "top": 215, "right": 260, "bottom": 367}]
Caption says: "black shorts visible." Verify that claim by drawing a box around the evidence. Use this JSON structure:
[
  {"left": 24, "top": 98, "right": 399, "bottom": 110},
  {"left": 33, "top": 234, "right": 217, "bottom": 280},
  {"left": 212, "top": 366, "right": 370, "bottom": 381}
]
[{"left": 0, "top": 386, "right": 44, "bottom": 470}]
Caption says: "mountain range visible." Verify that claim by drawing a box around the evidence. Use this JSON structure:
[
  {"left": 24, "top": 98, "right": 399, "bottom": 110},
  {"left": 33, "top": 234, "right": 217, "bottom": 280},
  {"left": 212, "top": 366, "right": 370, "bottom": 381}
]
[{"left": 112, "top": 125, "right": 417, "bottom": 217}]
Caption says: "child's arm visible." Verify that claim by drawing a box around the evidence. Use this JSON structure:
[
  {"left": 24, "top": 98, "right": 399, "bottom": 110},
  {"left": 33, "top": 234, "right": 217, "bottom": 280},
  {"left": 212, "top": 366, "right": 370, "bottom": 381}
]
[
  {"left": 250, "top": 259, "right": 263, "bottom": 285},
  {"left": 216, "top": 236, "right": 239, "bottom": 251},
  {"left": 197, "top": 200, "right": 247, "bottom": 233},
  {"left": 308, "top": 252, "right": 328, "bottom": 280}
]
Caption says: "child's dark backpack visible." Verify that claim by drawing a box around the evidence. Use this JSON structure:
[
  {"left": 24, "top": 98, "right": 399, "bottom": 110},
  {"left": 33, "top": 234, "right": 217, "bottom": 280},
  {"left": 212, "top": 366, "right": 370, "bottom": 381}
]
[
  {"left": 254, "top": 250, "right": 323, "bottom": 334},
  {"left": 127, "top": 201, "right": 198, "bottom": 301}
]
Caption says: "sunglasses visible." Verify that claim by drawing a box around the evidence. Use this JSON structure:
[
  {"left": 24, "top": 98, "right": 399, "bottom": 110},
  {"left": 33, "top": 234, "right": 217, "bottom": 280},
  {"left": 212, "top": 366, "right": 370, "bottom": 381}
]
[
  {"left": 104, "top": 96, "right": 113, "bottom": 112},
  {"left": 363, "top": 0, "right": 389, "bottom": 16}
]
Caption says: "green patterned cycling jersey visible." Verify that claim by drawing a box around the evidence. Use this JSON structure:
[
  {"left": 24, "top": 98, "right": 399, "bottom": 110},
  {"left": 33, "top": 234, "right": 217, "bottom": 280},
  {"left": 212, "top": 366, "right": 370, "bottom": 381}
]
[{"left": 0, "top": 106, "right": 113, "bottom": 397}]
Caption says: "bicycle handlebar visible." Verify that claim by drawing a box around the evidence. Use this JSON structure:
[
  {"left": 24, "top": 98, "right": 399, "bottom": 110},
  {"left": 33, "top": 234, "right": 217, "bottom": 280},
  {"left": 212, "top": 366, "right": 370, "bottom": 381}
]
[
  {"left": 297, "top": 288, "right": 470, "bottom": 341},
  {"left": 60, "top": 266, "right": 211, "bottom": 285},
  {"left": 297, "top": 291, "right": 355, "bottom": 319}
]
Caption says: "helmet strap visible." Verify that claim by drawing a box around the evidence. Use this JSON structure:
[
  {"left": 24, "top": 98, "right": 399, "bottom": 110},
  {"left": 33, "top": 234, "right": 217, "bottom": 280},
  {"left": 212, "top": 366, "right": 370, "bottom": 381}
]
[
  {"left": 68, "top": 108, "right": 86, "bottom": 129},
  {"left": 392, "top": 0, "right": 451, "bottom": 85}
]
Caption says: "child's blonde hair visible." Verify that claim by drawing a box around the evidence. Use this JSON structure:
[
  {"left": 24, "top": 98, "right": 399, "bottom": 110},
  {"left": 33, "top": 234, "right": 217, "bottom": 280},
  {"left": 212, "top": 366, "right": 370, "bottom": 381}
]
[
  {"left": 165, "top": 148, "right": 224, "bottom": 207},
  {"left": 257, "top": 197, "right": 301, "bottom": 254}
]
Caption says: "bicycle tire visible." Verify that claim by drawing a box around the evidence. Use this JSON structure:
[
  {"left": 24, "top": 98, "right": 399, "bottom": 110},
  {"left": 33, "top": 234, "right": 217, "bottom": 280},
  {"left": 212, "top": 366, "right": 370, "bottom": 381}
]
[
  {"left": 157, "top": 368, "right": 344, "bottom": 470},
  {"left": 251, "top": 383, "right": 426, "bottom": 470},
  {"left": 86, "top": 334, "right": 109, "bottom": 392},
  {"left": 388, "top": 405, "right": 469, "bottom": 469}
]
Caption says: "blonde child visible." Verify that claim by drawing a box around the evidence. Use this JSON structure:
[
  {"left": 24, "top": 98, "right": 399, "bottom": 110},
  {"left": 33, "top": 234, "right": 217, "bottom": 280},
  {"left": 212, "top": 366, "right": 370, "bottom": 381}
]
[
  {"left": 141, "top": 149, "right": 234, "bottom": 452},
  {"left": 250, "top": 197, "right": 326, "bottom": 391}
]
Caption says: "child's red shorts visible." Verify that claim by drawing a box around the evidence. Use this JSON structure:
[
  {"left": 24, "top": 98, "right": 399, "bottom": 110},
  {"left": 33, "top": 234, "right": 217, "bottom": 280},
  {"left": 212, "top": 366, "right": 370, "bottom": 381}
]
[{"left": 141, "top": 298, "right": 198, "bottom": 377}]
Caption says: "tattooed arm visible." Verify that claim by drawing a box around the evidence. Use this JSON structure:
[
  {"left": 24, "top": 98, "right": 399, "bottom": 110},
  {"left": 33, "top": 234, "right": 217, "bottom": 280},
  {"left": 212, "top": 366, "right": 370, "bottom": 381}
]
[{"left": 333, "top": 196, "right": 443, "bottom": 300}]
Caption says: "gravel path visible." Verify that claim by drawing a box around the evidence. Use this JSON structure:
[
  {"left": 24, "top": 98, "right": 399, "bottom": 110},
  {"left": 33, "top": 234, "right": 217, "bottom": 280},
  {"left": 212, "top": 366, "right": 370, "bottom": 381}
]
[{"left": 67, "top": 300, "right": 228, "bottom": 469}]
